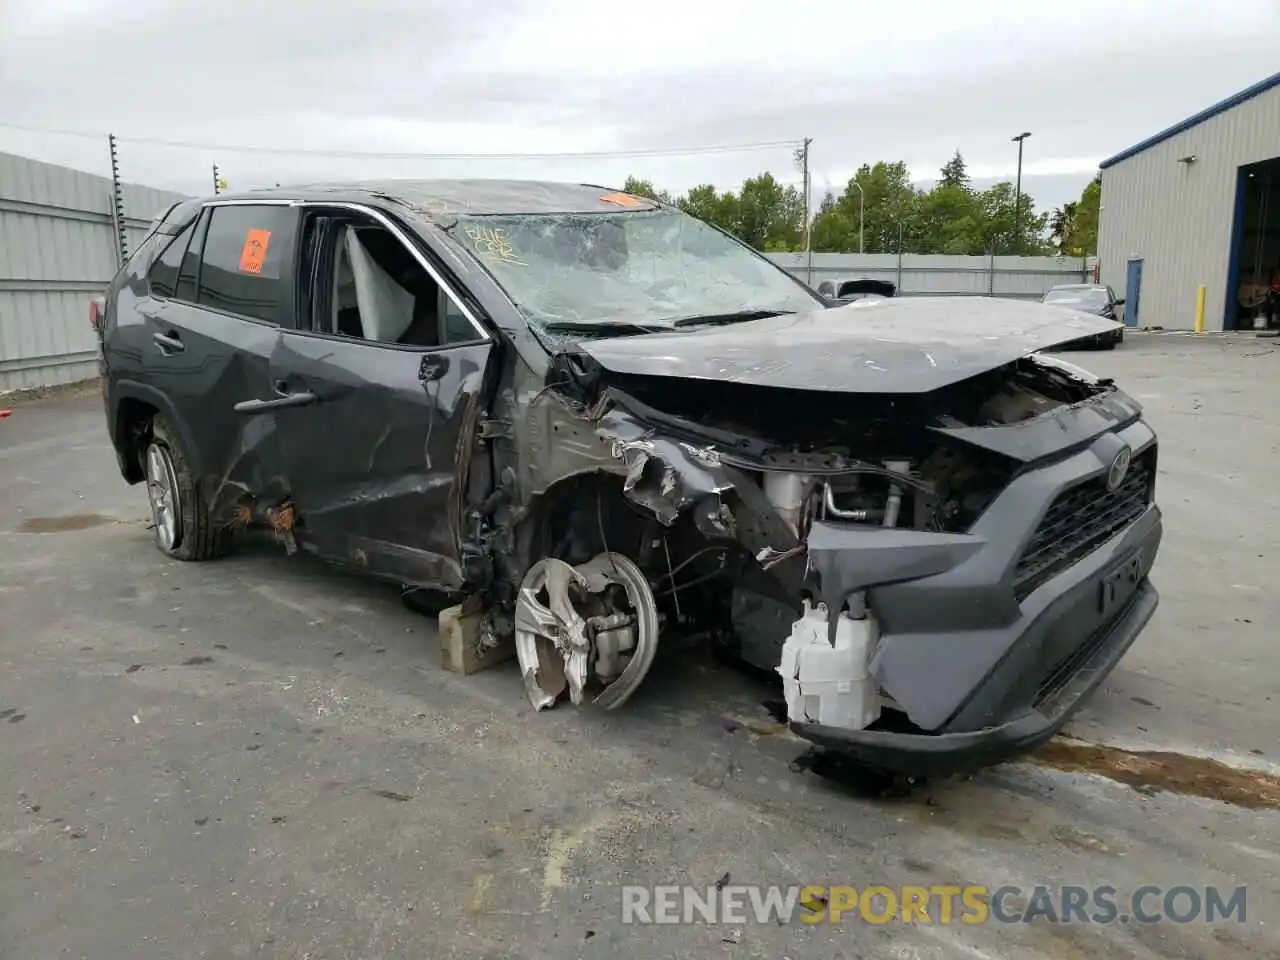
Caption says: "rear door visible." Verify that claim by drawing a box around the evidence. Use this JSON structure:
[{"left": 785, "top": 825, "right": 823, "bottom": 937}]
[
  {"left": 136, "top": 200, "right": 299, "bottom": 513},
  {"left": 260, "top": 202, "right": 496, "bottom": 590}
]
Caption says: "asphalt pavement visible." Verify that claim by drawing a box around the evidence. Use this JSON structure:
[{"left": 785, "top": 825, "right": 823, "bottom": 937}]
[{"left": 2, "top": 333, "right": 1278, "bottom": 960}]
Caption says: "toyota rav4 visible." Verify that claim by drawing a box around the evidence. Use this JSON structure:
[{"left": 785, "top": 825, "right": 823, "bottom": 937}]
[{"left": 96, "top": 180, "right": 1162, "bottom": 775}]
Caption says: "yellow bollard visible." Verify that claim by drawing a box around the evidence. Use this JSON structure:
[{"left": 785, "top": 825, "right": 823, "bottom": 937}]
[{"left": 1194, "top": 285, "right": 1206, "bottom": 334}]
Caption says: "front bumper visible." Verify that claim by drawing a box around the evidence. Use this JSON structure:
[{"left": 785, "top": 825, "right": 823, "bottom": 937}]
[
  {"left": 794, "top": 569, "right": 1158, "bottom": 777},
  {"left": 790, "top": 418, "right": 1162, "bottom": 776}
]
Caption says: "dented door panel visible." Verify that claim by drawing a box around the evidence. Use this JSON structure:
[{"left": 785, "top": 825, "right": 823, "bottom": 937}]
[
  {"left": 268, "top": 331, "right": 493, "bottom": 589},
  {"left": 139, "top": 297, "right": 285, "bottom": 511}
]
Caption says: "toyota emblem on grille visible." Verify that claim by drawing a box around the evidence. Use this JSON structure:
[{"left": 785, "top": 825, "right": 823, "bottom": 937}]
[{"left": 1106, "top": 446, "right": 1133, "bottom": 491}]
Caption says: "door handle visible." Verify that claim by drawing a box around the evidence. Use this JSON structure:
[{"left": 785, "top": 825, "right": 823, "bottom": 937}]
[
  {"left": 152, "top": 331, "right": 185, "bottom": 353},
  {"left": 233, "top": 392, "right": 318, "bottom": 415}
]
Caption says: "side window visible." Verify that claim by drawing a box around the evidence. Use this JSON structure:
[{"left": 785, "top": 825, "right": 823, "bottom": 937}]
[
  {"left": 174, "top": 210, "right": 211, "bottom": 303},
  {"left": 147, "top": 221, "right": 195, "bottom": 299},
  {"left": 308, "top": 213, "right": 480, "bottom": 347},
  {"left": 198, "top": 205, "right": 298, "bottom": 324},
  {"left": 441, "top": 293, "right": 477, "bottom": 344}
]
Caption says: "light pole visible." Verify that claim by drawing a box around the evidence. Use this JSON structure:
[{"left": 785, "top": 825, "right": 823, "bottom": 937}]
[
  {"left": 1011, "top": 131, "right": 1031, "bottom": 255},
  {"left": 849, "top": 180, "right": 865, "bottom": 254}
]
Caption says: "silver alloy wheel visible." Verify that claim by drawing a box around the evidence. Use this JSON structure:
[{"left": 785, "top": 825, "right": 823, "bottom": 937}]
[
  {"left": 514, "top": 552, "right": 660, "bottom": 711},
  {"left": 144, "top": 442, "right": 181, "bottom": 551}
]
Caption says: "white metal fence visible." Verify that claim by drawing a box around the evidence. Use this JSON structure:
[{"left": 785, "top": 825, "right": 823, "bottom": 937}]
[
  {"left": 766, "top": 252, "right": 1097, "bottom": 299},
  {"left": 1, "top": 151, "right": 1099, "bottom": 393},
  {"left": 0, "top": 151, "right": 186, "bottom": 392}
]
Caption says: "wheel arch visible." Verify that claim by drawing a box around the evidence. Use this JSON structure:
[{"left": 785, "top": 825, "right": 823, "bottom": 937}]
[
  {"left": 513, "top": 470, "right": 649, "bottom": 574},
  {"left": 112, "top": 380, "right": 204, "bottom": 482}
]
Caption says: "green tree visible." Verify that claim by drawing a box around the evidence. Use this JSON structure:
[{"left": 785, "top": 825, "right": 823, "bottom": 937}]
[
  {"left": 620, "top": 176, "right": 673, "bottom": 204},
  {"left": 1049, "top": 177, "right": 1101, "bottom": 256},
  {"left": 622, "top": 161, "right": 1057, "bottom": 256},
  {"left": 736, "top": 172, "right": 804, "bottom": 251},
  {"left": 1049, "top": 201, "right": 1078, "bottom": 255},
  {"left": 1069, "top": 176, "right": 1100, "bottom": 256},
  {"left": 938, "top": 151, "right": 969, "bottom": 189},
  {"left": 676, "top": 184, "right": 740, "bottom": 236},
  {"left": 809, "top": 191, "right": 856, "bottom": 252},
  {"left": 915, "top": 183, "right": 983, "bottom": 254},
  {"left": 834, "top": 161, "right": 920, "bottom": 253},
  {"left": 976, "top": 181, "right": 1050, "bottom": 255}
]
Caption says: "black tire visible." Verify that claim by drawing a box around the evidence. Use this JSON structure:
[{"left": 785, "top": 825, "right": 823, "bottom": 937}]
[{"left": 145, "top": 415, "right": 233, "bottom": 561}]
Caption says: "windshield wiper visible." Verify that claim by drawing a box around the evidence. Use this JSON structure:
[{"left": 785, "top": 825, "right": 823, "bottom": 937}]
[
  {"left": 668, "top": 309, "right": 790, "bottom": 328},
  {"left": 537, "top": 320, "right": 673, "bottom": 338}
]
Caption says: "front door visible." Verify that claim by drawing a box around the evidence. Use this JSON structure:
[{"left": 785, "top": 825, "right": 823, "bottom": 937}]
[
  {"left": 1124, "top": 258, "right": 1143, "bottom": 327},
  {"left": 265, "top": 205, "right": 496, "bottom": 590}
]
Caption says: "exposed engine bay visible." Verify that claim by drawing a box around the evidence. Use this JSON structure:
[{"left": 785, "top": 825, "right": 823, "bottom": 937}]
[{"left": 494, "top": 347, "right": 1127, "bottom": 745}]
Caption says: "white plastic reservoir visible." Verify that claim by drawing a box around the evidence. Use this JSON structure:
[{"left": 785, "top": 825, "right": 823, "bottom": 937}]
[{"left": 778, "top": 599, "right": 881, "bottom": 731}]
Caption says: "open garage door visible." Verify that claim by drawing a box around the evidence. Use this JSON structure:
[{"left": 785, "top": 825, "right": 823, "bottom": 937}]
[{"left": 1228, "top": 157, "right": 1280, "bottom": 330}]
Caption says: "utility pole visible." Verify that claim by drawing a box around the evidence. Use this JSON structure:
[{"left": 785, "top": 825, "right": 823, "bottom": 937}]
[
  {"left": 796, "top": 137, "right": 814, "bottom": 285},
  {"left": 1011, "top": 131, "right": 1031, "bottom": 255},
  {"left": 849, "top": 180, "right": 865, "bottom": 254},
  {"left": 800, "top": 137, "right": 813, "bottom": 251},
  {"left": 896, "top": 220, "right": 905, "bottom": 291},
  {"left": 212, "top": 163, "right": 222, "bottom": 195}
]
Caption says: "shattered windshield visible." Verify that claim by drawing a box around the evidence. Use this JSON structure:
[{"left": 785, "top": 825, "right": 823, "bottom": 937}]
[{"left": 448, "top": 209, "right": 821, "bottom": 333}]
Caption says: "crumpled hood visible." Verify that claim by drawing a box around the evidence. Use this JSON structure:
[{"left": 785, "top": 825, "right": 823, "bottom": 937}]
[{"left": 571, "top": 297, "right": 1121, "bottom": 394}]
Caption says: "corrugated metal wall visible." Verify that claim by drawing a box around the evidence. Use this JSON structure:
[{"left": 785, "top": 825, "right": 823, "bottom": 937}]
[
  {"left": 0, "top": 151, "right": 188, "bottom": 392},
  {"left": 765, "top": 252, "right": 1094, "bottom": 299},
  {"left": 1097, "top": 84, "right": 1280, "bottom": 331}
]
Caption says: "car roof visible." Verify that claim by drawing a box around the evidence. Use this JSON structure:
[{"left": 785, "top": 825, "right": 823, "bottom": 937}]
[
  {"left": 178, "top": 179, "right": 665, "bottom": 227},
  {"left": 1046, "top": 284, "right": 1106, "bottom": 292}
]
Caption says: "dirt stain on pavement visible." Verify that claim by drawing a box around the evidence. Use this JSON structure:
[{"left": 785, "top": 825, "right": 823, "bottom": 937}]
[
  {"left": 1032, "top": 740, "right": 1280, "bottom": 809},
  {"left": 17, "top": 514, "right": 117, "bottom": 533}
]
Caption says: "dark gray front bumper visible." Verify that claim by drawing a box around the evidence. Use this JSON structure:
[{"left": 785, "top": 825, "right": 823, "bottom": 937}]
[
  {"left": 793, "top": 418, "right": 1162, "bottom": 775},
  {"left": 794, "top": 551, "right": 1159, "bottom": 776}
]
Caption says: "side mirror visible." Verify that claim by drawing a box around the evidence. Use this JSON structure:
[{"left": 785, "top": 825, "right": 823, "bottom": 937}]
[
  {"left": 418, "top": 353, "right": 450, "bottom": 383},
  {"left": 1114, "top": 298, "right": 1125, "bottom": 306}
]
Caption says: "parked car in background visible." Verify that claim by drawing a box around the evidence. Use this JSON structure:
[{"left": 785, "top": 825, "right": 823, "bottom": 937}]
[
  {"left": 1040, "top": 283, "right": 1125, "bottom": 349},
  {"left": 816, "top": 278, "right": 897, "bottom": 303}
]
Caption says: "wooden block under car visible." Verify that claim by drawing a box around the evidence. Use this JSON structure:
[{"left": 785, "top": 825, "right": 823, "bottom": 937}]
[{"left": 439, "top": 603, "right": 515, "bottom": 674}]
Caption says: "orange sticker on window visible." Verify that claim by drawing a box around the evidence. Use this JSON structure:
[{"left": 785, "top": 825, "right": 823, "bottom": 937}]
[
  {"left": 599, "top": 192, "right": 645, "bottom": 208},
  {"left": 238, "top": 228, "right": 272, "bottom": 274}
]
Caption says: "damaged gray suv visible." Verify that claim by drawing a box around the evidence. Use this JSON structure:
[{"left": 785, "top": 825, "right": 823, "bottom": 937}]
[{"left": 97, "top": 180, "right": 1161, "bottom": 775}]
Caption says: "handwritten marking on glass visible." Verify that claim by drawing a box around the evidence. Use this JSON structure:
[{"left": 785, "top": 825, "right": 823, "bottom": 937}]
[{"left": 464, "top": 225, "right": 526, "bottom": 265}]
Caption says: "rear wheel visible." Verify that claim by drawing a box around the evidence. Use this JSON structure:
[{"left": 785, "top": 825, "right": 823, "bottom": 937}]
[{"left": 144, "top": 416, "right": 232, "bottom": 560}]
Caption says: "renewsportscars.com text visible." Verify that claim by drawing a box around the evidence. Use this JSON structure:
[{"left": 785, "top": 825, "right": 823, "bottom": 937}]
[{"left": 620, "top": 884, "right": 1247, "bottom": 926}]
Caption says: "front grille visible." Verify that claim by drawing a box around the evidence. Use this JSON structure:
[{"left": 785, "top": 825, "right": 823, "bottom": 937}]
[{"left": 1013, "top": 447, "right": 1154, "bottom": 601}]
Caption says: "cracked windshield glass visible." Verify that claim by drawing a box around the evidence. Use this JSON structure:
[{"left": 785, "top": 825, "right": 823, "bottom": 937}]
[{"left": 450, "top": 209, "right": 819, "bottom": 334}]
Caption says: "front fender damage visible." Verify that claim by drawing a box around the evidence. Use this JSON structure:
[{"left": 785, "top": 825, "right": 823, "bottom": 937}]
[
  {"left": 598, "top": 407, "right": 735, "bottom": 526},
  {"left": 507, "top": 384, "right": 809, "bottom": 712}
]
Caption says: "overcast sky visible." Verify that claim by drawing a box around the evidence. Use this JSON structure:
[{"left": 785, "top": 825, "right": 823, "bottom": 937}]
[{"left": 1, "top": 0, "right": 1278, "bottom": 216}]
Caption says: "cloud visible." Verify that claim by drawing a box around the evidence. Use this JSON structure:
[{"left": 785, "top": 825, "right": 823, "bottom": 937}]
[{"left": 1, "top": 0, "right": 1277, "bottom": 215}]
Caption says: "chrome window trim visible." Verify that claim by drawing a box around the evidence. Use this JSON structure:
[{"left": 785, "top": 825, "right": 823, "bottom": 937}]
[{"left": 295, "top": 200, "right": 490, "bottom": 343}]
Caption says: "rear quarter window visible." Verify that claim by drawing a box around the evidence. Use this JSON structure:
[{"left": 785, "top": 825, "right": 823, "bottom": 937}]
[{"left": 148, "top": 221, "right": 196, "bottom": 298}]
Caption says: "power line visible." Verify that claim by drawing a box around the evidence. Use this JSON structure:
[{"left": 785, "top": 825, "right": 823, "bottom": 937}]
[{"left": 0, "top": 120, "right": 799, "bottom": 161}]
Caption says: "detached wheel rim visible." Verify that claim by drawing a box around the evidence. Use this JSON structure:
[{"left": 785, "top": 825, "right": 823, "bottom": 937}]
[
  {"left": 513, "top": 552, "right": 659, "bottom": 711},
  {"left": 145, "top": 442, "right": 181, "bottom": 550}
]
